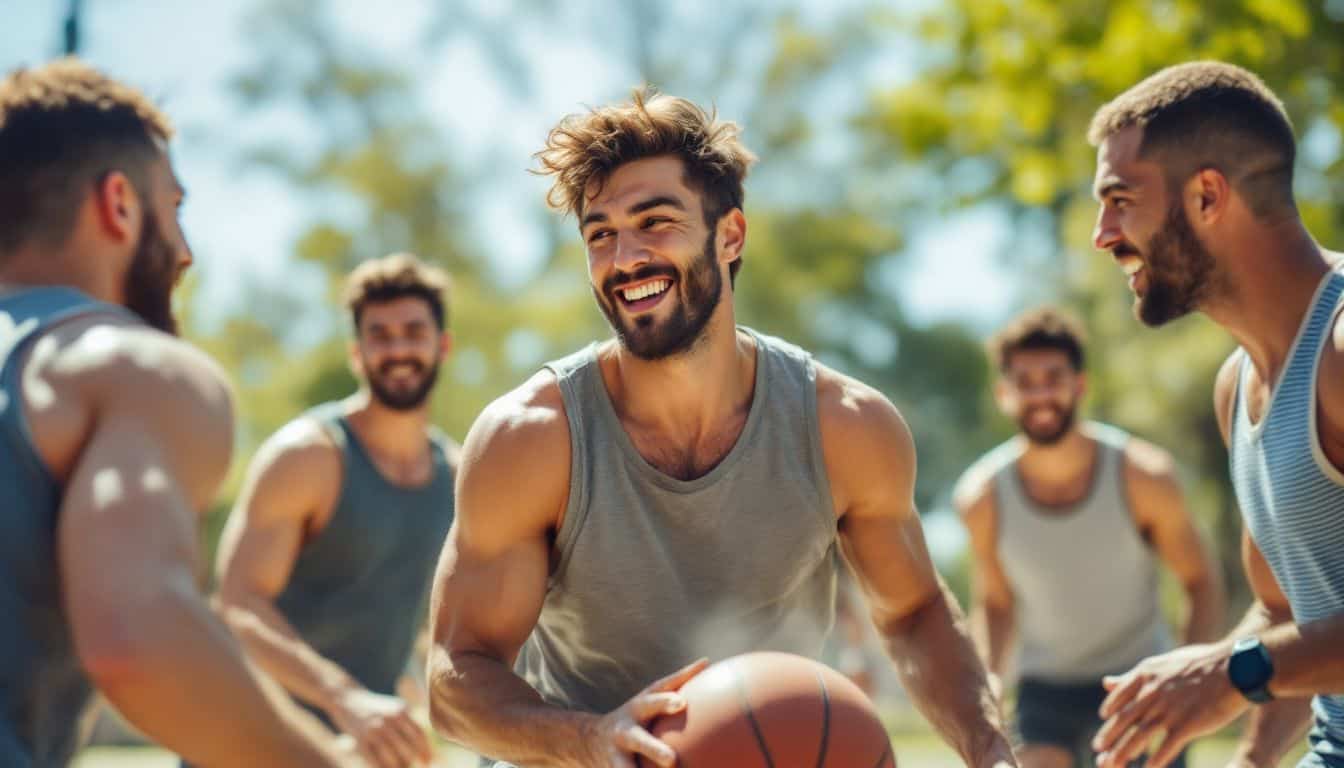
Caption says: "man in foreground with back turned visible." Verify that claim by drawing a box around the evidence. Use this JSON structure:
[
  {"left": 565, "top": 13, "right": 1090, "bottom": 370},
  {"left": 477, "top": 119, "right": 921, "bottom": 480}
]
[{"left": 0, "top": 59, "right": 354, "bottom": 767}]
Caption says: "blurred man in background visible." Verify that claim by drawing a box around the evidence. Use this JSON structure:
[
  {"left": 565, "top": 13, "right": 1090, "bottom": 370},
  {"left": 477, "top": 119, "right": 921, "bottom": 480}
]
[
  {"left": 1088, "top": 61, "right": 1344, "bottom": 768},
  {"left": 957, "top": 306, "right": 1224, "bottom": 768},
  {"left": 0, "top": 58, "right": 352, "bottom": 767},
  {"left": 207, "top": 253, "right": 457, "bottom": 768}
]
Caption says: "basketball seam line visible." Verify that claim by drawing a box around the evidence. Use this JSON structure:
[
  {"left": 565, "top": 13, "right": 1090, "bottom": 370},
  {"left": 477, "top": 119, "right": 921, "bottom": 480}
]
[
  {"left": 734, "top": 666, "right": 776, "bottom": 768},
  {"left": 871, "top": 742, "right": 892, "bottom": 768},
  {"left": 814, "top": 670, "right": 831, "bottom": 768}
]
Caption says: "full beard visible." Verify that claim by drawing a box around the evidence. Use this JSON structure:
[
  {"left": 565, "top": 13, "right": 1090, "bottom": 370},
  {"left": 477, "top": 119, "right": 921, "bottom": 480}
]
[
  {"left": 597, "top": 231, "right": 723, "bottom": 361},
  {"left": 366, "top": 357, "right": 441, "bottom": 411},
  {"left": 1019, "top": 404, "right": 1076, "bottom": 446},
  {"left": 123, "top": 210, "right": 180, "bottom": 335},
  {"left": 1134, "top": 202, "right": 1217, "bottom": 327}
]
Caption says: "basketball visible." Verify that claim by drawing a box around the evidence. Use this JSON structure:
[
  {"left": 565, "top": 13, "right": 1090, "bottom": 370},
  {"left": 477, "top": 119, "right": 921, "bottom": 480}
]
[{"left": 638, "top": 652, "right": 894, "bottom": 768}]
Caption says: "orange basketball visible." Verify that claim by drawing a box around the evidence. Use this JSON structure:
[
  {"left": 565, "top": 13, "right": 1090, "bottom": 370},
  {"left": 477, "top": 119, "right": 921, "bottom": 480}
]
[{"left": 638, "top": 652, "right": 895, "bottom": 768}]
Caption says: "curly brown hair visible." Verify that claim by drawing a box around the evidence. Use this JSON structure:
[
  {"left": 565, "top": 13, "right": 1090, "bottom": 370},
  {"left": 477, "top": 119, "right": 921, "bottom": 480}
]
[
  {"left": 344, "top": 253, "right": 452, "bottom": 332},
  {"left": 988, "top": 306, "right": 1088, "bottom": 373},
  {"left": 535, "top": 87, "right": 757, "bottom": 283},
  {"left": 0, "top": 58, "right": 173, "bottom": 254},
  {"left": 1089, "top": 61, "right": 1295, "bottom": 218}
]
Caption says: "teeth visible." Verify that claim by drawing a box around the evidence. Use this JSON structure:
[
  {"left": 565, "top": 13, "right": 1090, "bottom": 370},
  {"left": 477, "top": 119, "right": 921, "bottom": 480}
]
[
  {"left": 622, "top": 279, "right": 670, "bottom": 302},
  {"left": 1121, "top": 260, "right": 1143, "bottom": 276}
]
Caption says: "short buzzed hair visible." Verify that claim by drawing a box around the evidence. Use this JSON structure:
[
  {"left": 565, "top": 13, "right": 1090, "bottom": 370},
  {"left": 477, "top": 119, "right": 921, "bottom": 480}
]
[
  {"left": 535, "top": 87, "right": 757, "bottom": 284},
  {"left": 0, "top": 58, "right": 173, "bottom": 255},
  {"left": 1088, "top": 61, "right": 1296, "bottom": 218},
  {"left": 344, "top": 253, "right": 452, "bottom": 332},
  {"left": 988, "top": 306, "right": 1087, "bottom": 373}
]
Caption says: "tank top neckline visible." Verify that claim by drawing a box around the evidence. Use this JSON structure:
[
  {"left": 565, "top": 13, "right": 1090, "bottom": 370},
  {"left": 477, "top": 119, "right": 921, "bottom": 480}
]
[
  {"left": 326, "top": 400, "right": 446, "bottom": 494},
  {"left": 585, "top": 327, "right": 770, "bottom": 494},
  {"left": 1008, "top": 426, "right": 1112, "bottom": 520}
]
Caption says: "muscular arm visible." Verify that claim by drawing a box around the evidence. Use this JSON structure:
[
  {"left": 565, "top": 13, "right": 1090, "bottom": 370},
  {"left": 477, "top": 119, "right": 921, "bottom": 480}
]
[
  {"left": 1212, "top": 352, "right": 1313, "bottom": 767},
  {"left": 1123, "top": 440, "right": 1225, "bottom": 644},
  {"left": 213, "top": 424, "right": 355, "bottom": 711},
  {"left": 51, "top": 325, "right": 341, "bottom": 767},
  {"left": 821, "top": 369, "right": 1014, "bottom": 768},
  {"left": 1227, "top": 532, "right": 1313, "bottom": 766},
  {"left": 955, "top": 480, "right": 1016, "bottom": 680},
  {"left": 426, "top": 373, "right": 594, "bottom": 767}
]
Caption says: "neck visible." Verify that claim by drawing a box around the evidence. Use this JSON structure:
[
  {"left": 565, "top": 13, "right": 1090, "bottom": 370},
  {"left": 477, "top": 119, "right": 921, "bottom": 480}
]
[
  {"left": 0, "top": 242, "right": 121, "bottom": 304},
  {"left": 604, "top": 305, "right": 753, "bottom": 438},
  {"left": 343, "top": 390, "right": 432, "bottom": 462},
  {"left": 1202, "top": 217, "right": 1333, "bottom": 384},
  {"left": 1016, "top": 426, "right": 1094, "bottom": 484}
]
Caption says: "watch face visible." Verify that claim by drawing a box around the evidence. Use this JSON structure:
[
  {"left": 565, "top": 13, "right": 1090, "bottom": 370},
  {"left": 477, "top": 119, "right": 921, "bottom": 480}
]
[{"left": 1229, "top": 640, "right": 1271, "bottom": 691}]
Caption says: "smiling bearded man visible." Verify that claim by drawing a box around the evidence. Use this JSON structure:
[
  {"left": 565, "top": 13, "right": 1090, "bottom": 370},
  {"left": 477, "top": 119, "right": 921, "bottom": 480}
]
[
  {"left": 422, "top": 88, "right": 1020, "bottom": 768},
  {"left": 197, "top": 253, "right": 459, "bottom": 768}
]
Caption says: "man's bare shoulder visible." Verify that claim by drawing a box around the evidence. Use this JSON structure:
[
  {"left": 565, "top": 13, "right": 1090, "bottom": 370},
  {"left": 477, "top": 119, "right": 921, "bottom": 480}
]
[
  {"left": 246, "top": 416, "right": 342, "bottom": 494},
  {"left": 1120, "top": 435, "right": 1183, "bottom": 514},
  {"left": 24, "top": 316, "right": 234, "bottom": 508},
  {"left": 813, "top": 363, "right": 915, "bottom": 516},
  {"left": 952, "top": 459, "right": 998, "bottom": 523},
  {"left": 457, "top": 368, "right": 571, "bottom": 531}
]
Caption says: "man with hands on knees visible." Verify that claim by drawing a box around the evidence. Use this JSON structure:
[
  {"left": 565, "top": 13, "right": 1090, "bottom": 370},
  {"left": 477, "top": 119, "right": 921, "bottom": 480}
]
[
  {"left": 424, "top": 89, "right": 1017, "bottom": 768},
  {"left": 1086, "top": 61, "right": 1344, "bottom": 768}
]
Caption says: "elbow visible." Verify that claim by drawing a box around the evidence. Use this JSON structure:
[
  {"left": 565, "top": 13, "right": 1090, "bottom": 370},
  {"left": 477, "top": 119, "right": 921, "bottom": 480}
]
[
  {"left": 426, "top": 647, "right": 469, "bottom": 741},
  {"left": 75, "top": 618, "right": 164, "bottom": 698}
]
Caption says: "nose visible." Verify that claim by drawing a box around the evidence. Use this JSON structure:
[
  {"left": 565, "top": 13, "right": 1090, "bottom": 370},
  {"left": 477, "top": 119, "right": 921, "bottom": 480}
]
[
  {"left": 1093, "top": 205, "right": 1122, "bottom": 252},
  {"left": 613, "top": 231, "right": 651, "bottom": 273}
]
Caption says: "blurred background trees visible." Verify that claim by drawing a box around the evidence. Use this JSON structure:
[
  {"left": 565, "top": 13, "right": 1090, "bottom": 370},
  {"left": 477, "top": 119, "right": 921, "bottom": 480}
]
[{"left": 34, "top": 0, "right": 1341, "bottom": 618}]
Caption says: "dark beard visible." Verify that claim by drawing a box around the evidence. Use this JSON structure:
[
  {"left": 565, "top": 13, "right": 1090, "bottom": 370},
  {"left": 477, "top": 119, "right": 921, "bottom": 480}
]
[
  {"left": 366, "top": 357, "right": 441, "bottom": 411},
  {"left": 596, "top": 231, "right": 723, "bottom": 361},
  {"left": 1135, "top": 202, "right": 1217, "bottom": 327},
  {"left": 1019, "top": 404, "right": 1076, "bottom": 446},
  {"left": 123, "top": 210, "right": 179, "bottom": 335}
]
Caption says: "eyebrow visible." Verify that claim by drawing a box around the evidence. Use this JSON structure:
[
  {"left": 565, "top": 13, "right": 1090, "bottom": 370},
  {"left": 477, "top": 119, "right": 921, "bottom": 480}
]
[
  {"left": 1094, "top": 180, "right": 1133, "bottom": 201},
  {"left": 580, "top": 195, "right": 687, "bottom": 228}
]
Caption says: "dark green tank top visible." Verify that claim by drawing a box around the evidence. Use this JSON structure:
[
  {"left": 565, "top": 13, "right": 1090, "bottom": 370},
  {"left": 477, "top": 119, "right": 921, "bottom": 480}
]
[{"left": 273, "top": 402, "right": 456, "bottom": 700}]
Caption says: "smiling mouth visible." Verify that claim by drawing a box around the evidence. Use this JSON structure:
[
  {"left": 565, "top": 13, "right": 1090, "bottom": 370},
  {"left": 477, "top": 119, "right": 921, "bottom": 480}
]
[{"left": 616, "top": 278, "right": 673, "bottom": 311}]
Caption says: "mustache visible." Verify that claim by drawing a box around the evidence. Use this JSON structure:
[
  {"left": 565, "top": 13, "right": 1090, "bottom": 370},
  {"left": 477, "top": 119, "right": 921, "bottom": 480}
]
[
  {"left": 603, "top": 265, "right": 678, "bottom": 295},
  {"left": 376, "top": 359, "right": 427, "bottom": 375}
]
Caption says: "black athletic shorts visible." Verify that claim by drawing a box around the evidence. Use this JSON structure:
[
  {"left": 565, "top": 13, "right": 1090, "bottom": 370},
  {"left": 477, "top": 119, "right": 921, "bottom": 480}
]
[{"left": 1015, "top": 677, "right": 1187, "bottom": 768}]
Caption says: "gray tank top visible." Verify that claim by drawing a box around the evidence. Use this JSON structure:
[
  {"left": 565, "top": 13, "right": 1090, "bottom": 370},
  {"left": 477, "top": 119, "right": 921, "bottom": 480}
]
[
  {"left": 988, "top": 422, "right": 1170, "bottom": 682},
  {"left": 273, "top": 402, "right": 456, "bottom": 700},
  {"left": 0, "top": 287, "right": 138, "bottom": 767},
  {"left": 519, "top": 328, "right": 839, "bottom": 714}
]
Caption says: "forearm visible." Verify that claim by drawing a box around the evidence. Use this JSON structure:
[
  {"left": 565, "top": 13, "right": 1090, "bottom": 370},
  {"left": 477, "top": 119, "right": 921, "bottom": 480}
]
[
  {"left": 427, "top": 644, "right": 596, "bottom": 768},
  {"left": 881, "top": 582, "right": 1014, "bottom": 767},
  {"left": 971, "top": 602, "right": 1015, "bottom": 677},
  {"left": 1224, "top": 599, "right": 1275, "bottom": 641},
  {"left": 1262, "top": 613, "right": 1344, "bottom": 698},
  {"left": 89, "top": 577, "right": 340, "bottom": 767},
  {"left": 1181, "top": 578, "right": 1226, "bottom": 644},
  {"left": 217, "top": 592, "right": 358, "bottom": 711},
  {"left": 1231, "top": 697, "right": 1314, "bottom": 767}
]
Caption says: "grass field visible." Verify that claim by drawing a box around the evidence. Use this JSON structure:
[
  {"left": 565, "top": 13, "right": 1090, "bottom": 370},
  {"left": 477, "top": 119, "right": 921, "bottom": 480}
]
[{"left": 72, "top": 732, "right": 1308, "bottom": 767}]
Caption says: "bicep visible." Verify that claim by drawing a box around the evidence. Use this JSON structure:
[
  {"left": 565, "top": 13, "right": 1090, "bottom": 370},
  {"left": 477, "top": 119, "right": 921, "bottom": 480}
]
[
  {"left": 1141, "top": 478, "right": 1215, "bottom": 588},
  {"left": 59, "top": 406, "right": 209, "bottom": 664},
  {"left": 839, "top": 511, "right": 943, "bottom": 630},
  {"left": 215, "top": 447, "right": 327, "bottom": 601}
]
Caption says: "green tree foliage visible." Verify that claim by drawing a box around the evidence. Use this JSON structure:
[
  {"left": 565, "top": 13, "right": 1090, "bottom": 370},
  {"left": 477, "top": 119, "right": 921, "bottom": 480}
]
[{"left": 858, "top": 0, "right": 1344, "bottom": 609}]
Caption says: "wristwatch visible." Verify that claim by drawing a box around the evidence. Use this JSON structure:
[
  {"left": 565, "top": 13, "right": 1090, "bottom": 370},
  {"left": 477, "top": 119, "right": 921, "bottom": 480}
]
[{"left": 1227, "top": 636, "right": 1275, "bottom": 703}]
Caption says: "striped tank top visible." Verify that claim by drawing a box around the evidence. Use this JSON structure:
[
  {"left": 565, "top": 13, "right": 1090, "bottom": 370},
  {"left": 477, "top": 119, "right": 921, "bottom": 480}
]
[{"left": 1230, "top": 270, "right": 1344, "bottom": 765}]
